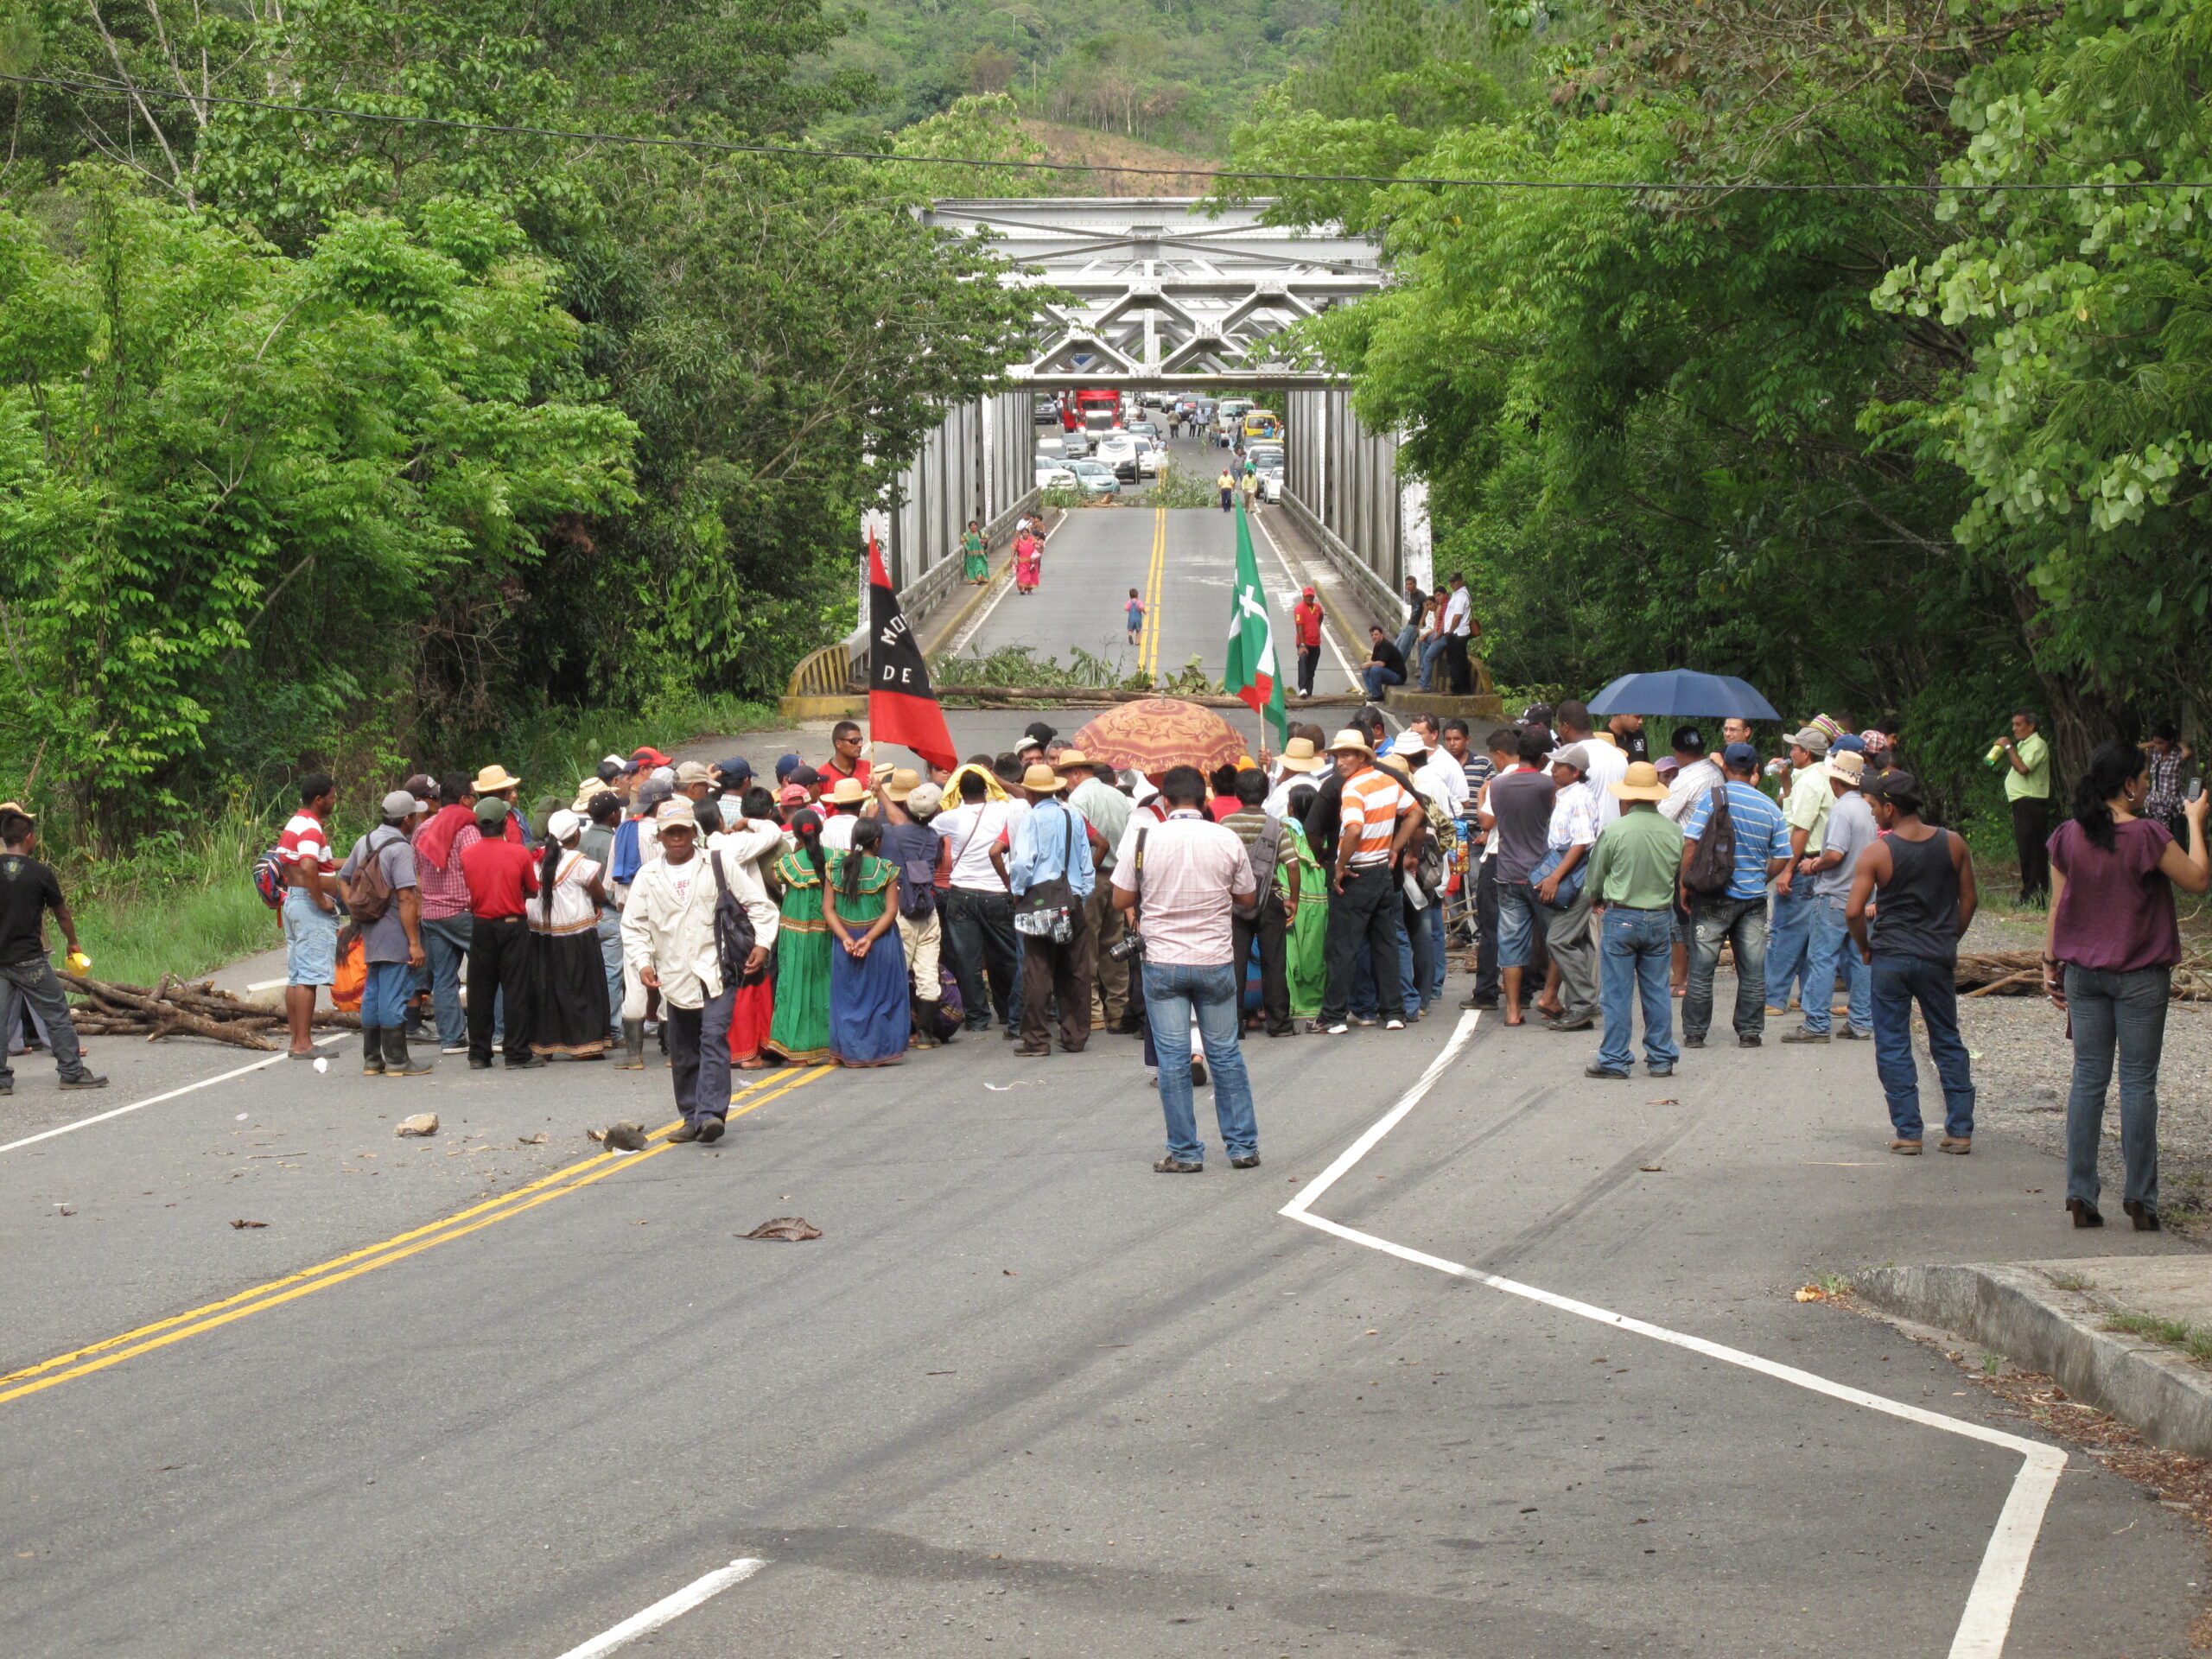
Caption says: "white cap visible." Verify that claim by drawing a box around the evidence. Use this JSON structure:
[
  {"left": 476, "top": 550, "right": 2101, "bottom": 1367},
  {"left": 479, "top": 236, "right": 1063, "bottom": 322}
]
[{"left": 547, "top": 809, "right": 581, "bottom": 843}]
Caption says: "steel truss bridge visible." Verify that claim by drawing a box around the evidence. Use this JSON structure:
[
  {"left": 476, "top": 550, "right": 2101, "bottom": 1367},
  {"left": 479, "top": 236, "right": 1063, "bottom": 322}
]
[{"left": 789, "top": 200, "right": 1431, "bottom": 705}]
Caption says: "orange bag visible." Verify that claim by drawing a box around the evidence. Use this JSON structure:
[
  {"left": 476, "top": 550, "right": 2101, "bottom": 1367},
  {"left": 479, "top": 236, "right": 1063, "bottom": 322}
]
[{"left": 331, "top": 931, "right": 365, "bottom": 1012}]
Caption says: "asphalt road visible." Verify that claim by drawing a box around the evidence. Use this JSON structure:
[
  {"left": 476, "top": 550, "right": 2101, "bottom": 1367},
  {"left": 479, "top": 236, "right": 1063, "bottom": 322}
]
[
  {"left": 4, "top": 931, "right": 2205, "bottom": 1655},
  {"left": 958, "top": 432, "right": 1360, "bottom": 700}
]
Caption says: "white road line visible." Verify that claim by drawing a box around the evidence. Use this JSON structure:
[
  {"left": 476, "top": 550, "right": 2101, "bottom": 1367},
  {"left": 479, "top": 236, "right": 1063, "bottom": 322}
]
[
  {"left": 1251, "top": 509, "right": 1363, "bottom": 691},
  {"left": 0, "top": 1033, "right": 347, "bottom": 1155},
  {"left": 553, "top": 1557, "right": 766, "bottom": 1659},
  {"left": 942, "top": 512, "right": 1069, "bottom": 659},
  {"left": 1281, "top": 1009, "right": 2064, "bottom": 1659}
]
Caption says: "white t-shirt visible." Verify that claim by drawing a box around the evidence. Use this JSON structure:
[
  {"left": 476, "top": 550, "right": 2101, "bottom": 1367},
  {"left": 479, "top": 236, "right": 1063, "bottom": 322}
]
[
  {"left": 1442, "top": 587, "right": 1472, "bottom": 638},
  {"left": 1417, "top": 753, "right": 1468, "bottom": 814},
  {"left": 933, "top": 798, "right": 1022, "bottom": 891},
  {"left": 664, "top": 857, "right": 700, "bottom": 908},
  {"left": 1579, "top": 734, "right": 1630, "bottom": 828},
  {"left": 820, "top": 813, "right": 860, "bottom": 851}
]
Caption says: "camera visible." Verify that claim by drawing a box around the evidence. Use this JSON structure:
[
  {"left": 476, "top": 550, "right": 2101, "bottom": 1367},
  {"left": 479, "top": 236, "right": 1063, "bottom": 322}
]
[{"left": 1107, "top": 931, "right": 1146, "bottom": 964}]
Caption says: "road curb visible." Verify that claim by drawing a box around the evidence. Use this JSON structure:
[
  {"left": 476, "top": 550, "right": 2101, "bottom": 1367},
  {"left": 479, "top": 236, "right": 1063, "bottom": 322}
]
[{"left": 1853, "top": 1262, "right": 2212, "bottom": 1457}]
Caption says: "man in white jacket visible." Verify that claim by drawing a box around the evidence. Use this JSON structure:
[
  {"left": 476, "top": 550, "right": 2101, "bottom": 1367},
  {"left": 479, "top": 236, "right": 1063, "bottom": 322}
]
[{"left": 620, "top": 799, "right": 780, "bottom": 1141}]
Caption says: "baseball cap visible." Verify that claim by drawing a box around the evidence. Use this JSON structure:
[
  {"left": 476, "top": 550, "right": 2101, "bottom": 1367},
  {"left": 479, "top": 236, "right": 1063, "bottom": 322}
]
[
  {"left": 1546, "top": 742, "right": 1590, "bottom": 773},
  {"left": 674, "top": 760, "right": 715, "bottom": 787},
  {"left": 656, "top": 798, "right": 696, "bottom": 826},
  {"left": 630, "top": 746, "right": 672, "bottom": 768},
  {"left": 595, "top": 758, "right": 625, "bottom": 783},
  {"left": 1722, "top": 741, "right": 1758, "bottom": 770},
  {"left": 1786, "top": 725, "right": 1830, "bottom": 757},
  {"left": 789, "top": 764, "right": 821, "bottom": 789},
  {"left": 715, "top": 756, "right": 753, "bottom": 785},
  {"left": 380, "top": 789, "right": 422, "bottom": 819},
  {"left": 774, "top": 753, "right": 803, "bottom": 781}
]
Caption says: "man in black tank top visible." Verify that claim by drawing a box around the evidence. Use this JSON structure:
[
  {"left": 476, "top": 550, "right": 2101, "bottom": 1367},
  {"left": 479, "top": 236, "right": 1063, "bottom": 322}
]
[{"left": 1846, "top": 772, "right": 1979, "bottom": 1155}]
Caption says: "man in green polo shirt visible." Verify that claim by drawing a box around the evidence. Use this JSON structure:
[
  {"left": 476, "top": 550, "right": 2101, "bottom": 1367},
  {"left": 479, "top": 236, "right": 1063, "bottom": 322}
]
[
  {"left": 1996, "top": 708, "right": 2052, "bottom": 904},
  {"left": 1583, "top": 762, "right": 1684, "bottom": 1079}
]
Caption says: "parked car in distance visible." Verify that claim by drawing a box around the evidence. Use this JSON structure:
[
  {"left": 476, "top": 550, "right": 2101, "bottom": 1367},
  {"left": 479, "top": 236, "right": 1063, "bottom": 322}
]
[
  {"left": 1094, "top": 431, "right": 1141, "bottom": 480},
  {"left": 1034, "top": 396, "right": 1061, "bottom": 425},
  {"left": 1036, "top": 463, "right": 1078, "bottom": 491},
  {"left": 1058, "top": 430, "right": 1091, "bottom": 460},
  {"left": 1251, "top": 455, "right": 1285, "bottom": 502},
  {"left": 1217, "top": 397, "right": 1255, "bottom": 436},
  {"left": 1065, "top": 459, "right": 1121, "bottom": 495},
  {"left": 1128, "top": 420, "right": 1160, "bottom": 442},
  {"left": 1036, "top": 433, "right": 1068, "bottom": 460},
  {"left": 1137, "top": 437, "right": 1166, "bottom": 476}
]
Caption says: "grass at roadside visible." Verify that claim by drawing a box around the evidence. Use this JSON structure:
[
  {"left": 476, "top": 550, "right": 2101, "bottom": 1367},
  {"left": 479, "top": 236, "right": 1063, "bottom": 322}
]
[
  {"left": 2106, "top": 1312, "right": 2212, "bottom": 1368},
  {"left": 46, "top": 694, "right": 779, "bottom": 988}
]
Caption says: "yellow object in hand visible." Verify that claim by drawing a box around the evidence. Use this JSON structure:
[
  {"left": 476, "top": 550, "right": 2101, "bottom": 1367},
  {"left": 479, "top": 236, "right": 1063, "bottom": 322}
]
[{"left": 67, "top": 950, "right": 92, "bottom": 972}]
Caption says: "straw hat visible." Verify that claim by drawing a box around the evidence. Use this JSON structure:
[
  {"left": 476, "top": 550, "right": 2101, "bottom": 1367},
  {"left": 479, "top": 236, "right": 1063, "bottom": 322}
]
[
  {"left": 472, "top": 764, "right": 521, "bottom": 794},
  {"left": 1020, "top": 763, "right": 1067, "bottom": 794},
  {"left": 882, "top": 767, "right": 923, "bottom": 802},
  {"left": 1278, "top": 736, "right": 1324, "bottom": 773},
  {"left": 1608, "top": 761, "right": 1670, "bottom": 804},
  {"left": 1053, "top": 748, "right": 1095, "bottom": 772},
  {"left": 1827, "top": 749, "right": 1866, "bottom": 785},
  {"left": 0, "top": 800, "right": 35, "bottom": 818},
  {"left": 1325, "top": 728, "right": 1373, "bottom": 756},
  {"left": 825, "top": 777, "right": 869, "bottom": 806}
]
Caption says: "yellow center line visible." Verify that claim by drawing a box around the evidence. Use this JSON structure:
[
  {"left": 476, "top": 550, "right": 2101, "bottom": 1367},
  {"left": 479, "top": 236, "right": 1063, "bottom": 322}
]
[
  {"left": 1143, "top": 505, "right": 1166, "bottom": 679},
  {"left": 0, "top": 1065, "right": 833, "bottom": 1407}
]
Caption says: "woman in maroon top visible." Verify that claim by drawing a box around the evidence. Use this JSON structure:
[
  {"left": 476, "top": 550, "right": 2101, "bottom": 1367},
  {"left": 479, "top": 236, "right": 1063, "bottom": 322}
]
[{"left": 2044, "top": 742, "right": 2210, "bottom": 1230}]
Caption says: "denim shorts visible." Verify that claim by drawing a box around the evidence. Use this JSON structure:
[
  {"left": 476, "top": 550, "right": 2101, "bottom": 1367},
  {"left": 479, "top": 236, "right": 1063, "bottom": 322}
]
[
  {"left": 283, "top": 888, "right": 340, "bottom": 986},
  {"left": 1497, "top": 881, "right": 1537, "bottom": 969}
]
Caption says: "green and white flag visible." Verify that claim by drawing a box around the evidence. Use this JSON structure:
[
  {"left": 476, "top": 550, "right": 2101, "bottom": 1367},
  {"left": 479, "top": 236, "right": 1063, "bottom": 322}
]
[{"left": 1225, "top": 501, "right": 1288, "bottom": 743}]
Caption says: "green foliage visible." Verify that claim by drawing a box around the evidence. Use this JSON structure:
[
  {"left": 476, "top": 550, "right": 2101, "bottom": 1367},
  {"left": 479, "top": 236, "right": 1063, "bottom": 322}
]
[
  {"left": 1147, "top": 464, "right": 1220, "bottom": 509},
  {"left": 934, "top": 645, "right": 1150, "bottom": 688},
  {"left": 812, "top": 0, "right": 1341, "bottom": 154},
  {"left": 0, "top": 174, "right": 635, "bottom": 825},
  {"left": 0, "top": 0, "right": 1033, "bottom": 850}
]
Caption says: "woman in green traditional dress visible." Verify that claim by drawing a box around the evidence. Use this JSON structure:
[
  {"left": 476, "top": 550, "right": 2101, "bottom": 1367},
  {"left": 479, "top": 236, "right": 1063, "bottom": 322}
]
[
  {"left": 823, "top": 817, "right": 909, "bottom": 1065},
  {"left": 1283, "top": 781, "right": 1330, "bottom": 1023},
  {"left": 961, "top": 519, "right": 988, "bottom": 584},
  {"left": 765, "top": 810, "right": 833, "bottom": 1064}
]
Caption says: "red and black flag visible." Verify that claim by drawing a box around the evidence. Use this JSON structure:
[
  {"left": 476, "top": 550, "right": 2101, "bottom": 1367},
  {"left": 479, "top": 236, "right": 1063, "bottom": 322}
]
[{"left": 866, "top": 537, "right": 956, "bottom": 770}]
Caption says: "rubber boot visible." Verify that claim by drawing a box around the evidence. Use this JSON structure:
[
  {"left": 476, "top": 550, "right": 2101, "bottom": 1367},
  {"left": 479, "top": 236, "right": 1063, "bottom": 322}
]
[
  {"left": 382, "top": 1026, "right": 433, "bottom": 1077},
  {"left": 614, "top": 1018, "right": 645, "bottom": 1071},
  {"left": 362, "top": 1026, "right": 385, "bottom": 1077},
  {"left": 909, "top": 995, "right": 942, "bottom": 1049}
]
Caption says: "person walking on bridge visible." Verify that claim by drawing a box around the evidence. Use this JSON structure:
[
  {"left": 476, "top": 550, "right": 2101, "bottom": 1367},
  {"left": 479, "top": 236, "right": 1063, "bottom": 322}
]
[
  {"left": 1292, "top": 588, "right": 1324, "bottom": 699},
  {"left": 1217, "top": 467, "right": 1235, "bottom": 512}
]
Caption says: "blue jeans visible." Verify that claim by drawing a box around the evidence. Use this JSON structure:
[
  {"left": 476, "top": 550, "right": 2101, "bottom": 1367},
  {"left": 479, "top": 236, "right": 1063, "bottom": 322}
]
[
  {"left": 1496, "top": 880, "right": 1538, "bottom": 969},
  {"left": 282, "top": 888, "right": 339, "bottom": 986},
  {"left": 1802, "top": 894, "right": 1871, "bottom": 1035},
  {"left": 1597, "top": 906, "right": 1677, "bottom": 1073},
  {"left": 1418, "top": 635, "right": 1449, "bottom": 690},
  {"left": 1424, "top": 900, "right": 1446, "bottom": 1002},
  {"left": 1395, "top": 621, "right": 1419, "bottom": 662},
  {"left": 419, "top": 913, "right": 472, "bottom": 1047},
  {"left": 596, "top": 910, "right": 626, "bottom": 1039},
  {"left": 362, "top": 960, "right": 413, "bottom": 1028},
  {"left": 1361, "top": 664, "right": 1404, "bottom": 700},
  {"left": 1143, "top": 961, "right": 1257, "bottom": 1165},
  {"left": 1872, "top": 953, "right": 1974, "bottom": 1141},
  {"left": 1683, "top": 895, "right": 1767, "bottom": 1042},
  {"left": 1766, "top": 882, "right": 1815, "bottom": 1008},
  {"left": 2063, "top": 964, "right": 2170, "bottom": 1213}
]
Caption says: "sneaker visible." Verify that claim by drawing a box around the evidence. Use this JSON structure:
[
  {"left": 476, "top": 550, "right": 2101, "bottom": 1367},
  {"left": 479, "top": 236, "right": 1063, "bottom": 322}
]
[
  {"left": 1780, "top": 1026, "right": 1830, "bottom": 1045},
  {"left": 1230, "top": 1152, "right": 1262, "bottom": 1169},
  {"left": 1583, "top": 1065, "right": 1630, "bottom": 1080},
  {"left": 442, "top": 1044, "right": 468, "bottom": 1055},
  {"left": 1384, "top": 1017, "right": 1406, "bottom": 1031},
  {"left": 58, "top": 1072, "right": 109, "bottom": 1090},
  {"left": 1738, "top": 1033, "right": 1763, "bottom": 1048},
  {"left": 1153, "top": 1155, "right": 1203, "bottom": 1174},
  {"left": 1325, "top": 1022, "right": 1350, "bottom": 1036}
]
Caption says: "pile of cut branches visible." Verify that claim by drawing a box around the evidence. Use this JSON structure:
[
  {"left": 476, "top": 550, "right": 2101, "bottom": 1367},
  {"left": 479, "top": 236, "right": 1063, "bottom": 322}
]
[
  {"left": 1955, "top": 951, "right": 2212, "bottom": 1001},
  {"left": 62, "top": 972, "right": 359, "bottom": 1050}
]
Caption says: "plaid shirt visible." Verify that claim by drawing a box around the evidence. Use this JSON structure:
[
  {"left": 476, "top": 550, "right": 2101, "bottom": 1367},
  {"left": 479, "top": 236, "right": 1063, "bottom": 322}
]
[
  {"left": 2145, "top": 747, "right": 2187, "bottom": 819},
  {"left": 416, "top": 822, "right": 480, "bottom": 921}
]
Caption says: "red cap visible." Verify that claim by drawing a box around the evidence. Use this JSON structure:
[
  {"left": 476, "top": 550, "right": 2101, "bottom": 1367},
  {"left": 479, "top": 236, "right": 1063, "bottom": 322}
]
[
  {"left": 1302, "top": 586, "right": 1315, "bottom": 598},
  {"left": 630, "top": 746, "right": 673, "bottom": 767}
]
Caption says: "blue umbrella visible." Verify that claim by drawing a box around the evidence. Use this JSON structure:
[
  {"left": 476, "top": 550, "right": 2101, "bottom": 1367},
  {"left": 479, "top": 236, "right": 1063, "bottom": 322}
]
[{"left": 1586, "top": 671, "right": 1778, "bottom": 721}]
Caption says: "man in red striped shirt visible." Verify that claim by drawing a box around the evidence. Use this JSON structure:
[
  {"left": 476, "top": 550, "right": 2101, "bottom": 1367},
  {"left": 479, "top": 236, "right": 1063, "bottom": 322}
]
[{"left": 279, "top": 772, "right": 341, "bottom": 1058}]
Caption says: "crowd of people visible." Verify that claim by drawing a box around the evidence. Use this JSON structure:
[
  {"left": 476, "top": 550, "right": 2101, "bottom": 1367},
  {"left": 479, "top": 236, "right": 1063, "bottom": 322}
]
[{"left": 3, "top": 701, "right": 2206, "bottom": 1229}]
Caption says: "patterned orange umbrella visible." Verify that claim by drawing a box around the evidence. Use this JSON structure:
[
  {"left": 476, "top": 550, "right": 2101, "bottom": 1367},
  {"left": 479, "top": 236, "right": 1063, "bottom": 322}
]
[{"left": 1071, "top": 699, "right": 1246, "bottom": 775}]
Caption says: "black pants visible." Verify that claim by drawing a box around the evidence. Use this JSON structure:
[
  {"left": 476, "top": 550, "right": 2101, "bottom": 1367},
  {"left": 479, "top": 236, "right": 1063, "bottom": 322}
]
[
  {"left": 1232, "top": 896, "right": 1293, "bottom": 1034},
  {"left": 2012, "top": 796, "right": 2052, "bottom": 903},
  {"left": 1472, "top": 855, "right": 1501, "bottom": 1003},
  {"left": 1296, "top": 645, "right": 1319, "bottom": 697},
  {"left": 1440, "top": 633, "right": 1470, "bottom": 694},
  {"left": 466, "top": 916, "right": 535, "bottom": 1064},
  {"left": 1322, "top": 865, "right": 1403, "bottom": 1022},
  {"left": 943, "top": 887, "right": 1019, "bottom": 1030}
]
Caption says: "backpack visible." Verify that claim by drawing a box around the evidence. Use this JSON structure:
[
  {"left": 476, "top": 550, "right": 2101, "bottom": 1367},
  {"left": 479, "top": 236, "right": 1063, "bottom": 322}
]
[
  {"left": 251, "top": 847, "right": 286, "bottom": 911},
  {"left": 1683, "top": 784, "right": 1737, "bottom": 896},
  {"left": 344, "top": 828, "right": 403, "bottom": 925},
  {"left": 889, "top": 826, "right": 939, "bottom": 919},
  {"left": 709, "top": 852, "right": 761, "bottom": 987},
  {"left": 1413, "top": 827, "right": 1447, "bottom": 901}
]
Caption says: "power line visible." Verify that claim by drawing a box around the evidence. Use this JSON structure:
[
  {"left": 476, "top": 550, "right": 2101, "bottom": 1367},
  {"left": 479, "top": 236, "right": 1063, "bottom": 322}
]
[{"left": 5, "top": 68, "right": 2205, "bottom": 195}]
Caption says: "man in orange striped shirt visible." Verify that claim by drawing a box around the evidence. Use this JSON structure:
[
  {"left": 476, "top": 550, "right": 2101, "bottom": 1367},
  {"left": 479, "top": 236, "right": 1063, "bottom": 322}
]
[{"left": 1319, "top": 729, "right": 1421, "bottom": 1034}]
